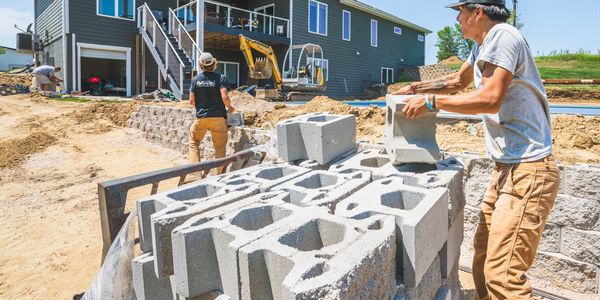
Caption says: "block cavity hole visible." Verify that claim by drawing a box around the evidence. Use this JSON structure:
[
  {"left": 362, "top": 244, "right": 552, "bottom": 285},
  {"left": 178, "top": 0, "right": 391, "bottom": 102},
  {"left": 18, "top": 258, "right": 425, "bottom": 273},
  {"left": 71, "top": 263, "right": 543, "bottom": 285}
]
[
  {"left": 256, "top": 166, "right": 298, "bottom": 180},
  {"left": 231, "top": 205, "right": 293, "bottom": 231},
  {"left": 294, "top": 173, "right": 338, "bottom": 189},
  {"left": 360, "top": 157, "right": 390, "bottom": 168},
  {"left": 167, "top": 183, "right": 221, "bottom": 201},
  {"left": 279, "top": 219, "right": 345, "bottom": 251},
  {"left": 380, "top": 190, "right": 425, "bottom": 210}
]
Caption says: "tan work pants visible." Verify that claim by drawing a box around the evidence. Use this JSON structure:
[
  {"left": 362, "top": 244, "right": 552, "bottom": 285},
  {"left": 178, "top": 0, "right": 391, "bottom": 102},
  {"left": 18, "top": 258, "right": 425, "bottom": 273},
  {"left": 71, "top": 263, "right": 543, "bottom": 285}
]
[
  {"left": 473, "top": 155, "right": 560, "bottom": 300},
  {"left": 188, "top": 117, "right": 228, "bottom": 163}
]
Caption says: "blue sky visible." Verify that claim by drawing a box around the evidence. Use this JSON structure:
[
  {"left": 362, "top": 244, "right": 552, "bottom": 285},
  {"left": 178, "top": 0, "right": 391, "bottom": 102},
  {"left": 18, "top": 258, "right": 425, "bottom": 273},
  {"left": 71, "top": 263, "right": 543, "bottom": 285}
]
[{"left": 1, "top": 0, "right": 599, "bottom": 64}]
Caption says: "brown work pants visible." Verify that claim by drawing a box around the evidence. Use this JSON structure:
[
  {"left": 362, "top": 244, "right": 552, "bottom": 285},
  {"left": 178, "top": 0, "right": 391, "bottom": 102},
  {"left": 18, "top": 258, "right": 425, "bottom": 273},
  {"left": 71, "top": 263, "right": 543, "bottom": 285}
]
[
  {"left": 188, "top": 117, "right": 228, "bottom": 163},
  {"left": 473, "top": 155, "right": 560, "bottom": 300}
]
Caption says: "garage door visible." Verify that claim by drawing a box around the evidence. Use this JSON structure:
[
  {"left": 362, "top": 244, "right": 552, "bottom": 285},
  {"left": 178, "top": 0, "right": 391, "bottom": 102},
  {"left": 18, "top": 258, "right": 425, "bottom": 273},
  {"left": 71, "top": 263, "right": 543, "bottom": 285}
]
[{"left": 80, "top": 48, "right": 127, "bottom": 60}]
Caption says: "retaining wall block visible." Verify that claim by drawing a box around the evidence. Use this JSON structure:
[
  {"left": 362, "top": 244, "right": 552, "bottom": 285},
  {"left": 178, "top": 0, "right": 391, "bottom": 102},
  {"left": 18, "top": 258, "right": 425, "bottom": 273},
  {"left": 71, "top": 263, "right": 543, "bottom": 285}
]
[
  {"left": 277, "top": 112, "right": 357, "bottom": 165},
  {"left": 538, "top": 224, "right": 561, "bottom": 253},
  {"left": 385, "top": 95, "right": 441, "bottom": 164},
  {"left": 440, "top": 210, "right": 464, "bottom": 279},
  {"left": 563, "top": 164, "right": 600, "bottom": 201},
  {"left": 151, "top": 180, "right": 261, "bottom": 277},
  {"left": 171, "top": 192, "right": 316, "bottom": 299},
  {"left": 238, "top": 211, "right": 397, "bottom": 300},
  {"left": 560, "top": 227, "right": 600, "bottom": 266},
  {"left": 548, "top": 194, "right": 600, "bottom": 230},
  {"left": 457, "top": 154, "right": 495, "bottom": 208},
  {"left": 132, "top": 253, "right": 173, "bottom": 300},
  {"left": 336, "top": 176, "right": 449, "bottom": 287},
  {"left": 270, "top": 169, "right": 371, "bottom": 212},
  {"left": 529, "top": 251, "right": 599, "bottom": 294},
  {"left": 394, "top": 255, "right": 442, "bottom": 300},
  {"left": 218, "top": 163, "right": 312, "bottom": 192}
]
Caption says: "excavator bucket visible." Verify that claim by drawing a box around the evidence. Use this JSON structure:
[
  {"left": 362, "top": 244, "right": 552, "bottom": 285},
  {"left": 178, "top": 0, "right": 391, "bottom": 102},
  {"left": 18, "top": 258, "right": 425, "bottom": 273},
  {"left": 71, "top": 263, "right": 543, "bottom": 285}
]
[{"left": 249, "top": 57, "right": 273, "bottom": 79}]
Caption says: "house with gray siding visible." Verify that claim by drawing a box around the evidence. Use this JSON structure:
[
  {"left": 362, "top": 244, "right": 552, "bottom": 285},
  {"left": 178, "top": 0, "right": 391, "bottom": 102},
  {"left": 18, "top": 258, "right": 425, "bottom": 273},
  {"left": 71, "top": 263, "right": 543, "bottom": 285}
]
[{"left": 34, "top": 0, "right": 430, "bottom": 98}]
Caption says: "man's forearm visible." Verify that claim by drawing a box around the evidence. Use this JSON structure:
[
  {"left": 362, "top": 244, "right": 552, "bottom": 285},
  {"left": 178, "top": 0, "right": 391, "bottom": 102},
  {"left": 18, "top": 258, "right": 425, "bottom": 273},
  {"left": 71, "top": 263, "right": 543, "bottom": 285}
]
[
  {"left": 411, "top": 73, "right": 466, "bottom": 95},
  {"left": 189, "top": 92, "right": 195, "bottom": 107}
]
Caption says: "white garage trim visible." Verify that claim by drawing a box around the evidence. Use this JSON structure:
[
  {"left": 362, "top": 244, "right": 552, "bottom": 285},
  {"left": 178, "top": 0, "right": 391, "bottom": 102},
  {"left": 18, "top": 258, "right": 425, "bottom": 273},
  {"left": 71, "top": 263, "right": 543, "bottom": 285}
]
[{"left": 76, "top": 42, "right": 132, "bottom": 96}]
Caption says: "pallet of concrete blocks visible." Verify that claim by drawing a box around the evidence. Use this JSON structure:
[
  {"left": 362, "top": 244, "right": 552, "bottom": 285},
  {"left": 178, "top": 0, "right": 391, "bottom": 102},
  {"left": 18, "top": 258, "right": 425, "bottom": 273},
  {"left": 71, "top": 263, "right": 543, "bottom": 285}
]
[
  {"left": 336, "top": 176, "right": 449, "bottom": 289},
  {"left": 385, "top": 95, "right": 441, "bottom": 164},
  {"left": 269, "top": 169, "right": 371, "bottom": 212},
  {"left": 277, "top": 112, "right": 356, "bottom": 165},
  {"left": 219, "top": 163, "right": 313, "bottom": 192},
  {"left": 238, "top": 210, "right": 398, "bottom": 299}
]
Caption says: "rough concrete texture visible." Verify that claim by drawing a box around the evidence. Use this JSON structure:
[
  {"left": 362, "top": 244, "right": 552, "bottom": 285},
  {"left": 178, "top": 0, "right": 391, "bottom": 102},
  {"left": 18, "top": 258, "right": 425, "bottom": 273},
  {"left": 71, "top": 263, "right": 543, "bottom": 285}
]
[
  {"left": 538, "top": 224, "right": 561, "bottom": 253},
  {"left": 563, "top": 164, "right": 600, "bottom": 200},
  {"left": 277, "top": 113, "right": 357, "bottom": 164},
  {"left": 238, "top": 211, "right": 397, "bottom": 300},
  {"left": 559, "top": 227, "right": 600, "bottom": 266},
  {"left": 150, "top": 180, "right": 262, "bottom": 277},
  {"left": 439, "top": 210, "right": 464, "bottom": 280},
  {"left": 171, "top": 192, "right": 313, "bottom": 298},
  {"left": 132, "top": 253, "right": 174, "bottom": 300},
  {"left": 395, "top": 255, "right": 442, "bottom": 300},
  {"left": 529, "top": 251, "right": 599, "bottom": 294},
  {"left": 271, "top": 169, "right": 371, "bottom": 212},
  {"left": 336, "top": 176, "right": 449, "bottom": 287},
  {"left": 385, "top": 95, "right": 441, "bottom": 164},
  {"left": 548, "top": 194, "right": 600, "bottom": 230}
]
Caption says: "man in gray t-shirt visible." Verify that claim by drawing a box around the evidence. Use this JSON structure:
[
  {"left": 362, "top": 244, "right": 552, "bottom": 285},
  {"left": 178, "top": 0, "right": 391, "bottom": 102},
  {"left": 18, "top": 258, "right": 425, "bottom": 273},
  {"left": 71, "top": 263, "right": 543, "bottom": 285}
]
[
  {"left": 32, "top": 65, "right": 62, "bottom": 91},
  {"left": 394, "top": 0, "right": 560, "bottom": 298}
]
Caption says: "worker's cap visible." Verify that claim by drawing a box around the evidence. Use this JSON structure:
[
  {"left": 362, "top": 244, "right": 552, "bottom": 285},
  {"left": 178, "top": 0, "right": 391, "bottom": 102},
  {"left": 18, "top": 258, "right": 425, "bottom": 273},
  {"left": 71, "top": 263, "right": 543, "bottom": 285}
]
[
  {"left": 446, "top": 0, "right": 506, "bottom": 10},
  {"left": 199, "top": 52, "right": 217, "bottom": 67}
]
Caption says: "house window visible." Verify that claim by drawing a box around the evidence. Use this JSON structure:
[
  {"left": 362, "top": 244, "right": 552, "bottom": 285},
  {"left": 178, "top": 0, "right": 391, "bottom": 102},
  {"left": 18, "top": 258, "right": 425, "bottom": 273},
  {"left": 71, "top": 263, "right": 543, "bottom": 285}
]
[
  {"left": 309, "top": 0, "right": 327, "bottom": 36},
  {"left": 98, "top": 0, "right": 135, "bottom": 20},
  {"left": 381, "top": 67, "right": 394, "bottom": 84},
  {"left": 342, "top": 10, "right": 351, "bottom": 41},
  {"left": 394, "top": 27, "right": 402, "bottom": 35},
  {"left": 418, "top": 34, "right": 425, "bottom": 42},
  {"left": 307, "top": 58, "right": 329, "bottom": 82},
  {"left": 216, "top": 61, "right": 240, "bottom": 88},
  {"left": 371, "top": 19, "right": 378, "bottom": 47}
]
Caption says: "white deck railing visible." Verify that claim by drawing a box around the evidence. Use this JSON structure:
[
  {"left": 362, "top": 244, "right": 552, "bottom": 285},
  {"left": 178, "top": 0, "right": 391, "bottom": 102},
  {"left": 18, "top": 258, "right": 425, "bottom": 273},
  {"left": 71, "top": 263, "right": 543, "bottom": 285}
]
[
  {"left": 173, "top": 0, "right": 290, "bottom": 38},
  {"left": 138, "top": 3, "right": 186, "bottom": 94},
  {"left": 169, "top": 8, "right": 203, "bottom": 71}
]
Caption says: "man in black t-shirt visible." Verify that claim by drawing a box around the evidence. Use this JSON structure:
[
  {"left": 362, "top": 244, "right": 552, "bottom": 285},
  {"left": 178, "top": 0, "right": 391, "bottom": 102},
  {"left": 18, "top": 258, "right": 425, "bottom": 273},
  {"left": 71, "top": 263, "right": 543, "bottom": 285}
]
[{"left": 188, "top": 52, "right": 235, "bottom": 167}]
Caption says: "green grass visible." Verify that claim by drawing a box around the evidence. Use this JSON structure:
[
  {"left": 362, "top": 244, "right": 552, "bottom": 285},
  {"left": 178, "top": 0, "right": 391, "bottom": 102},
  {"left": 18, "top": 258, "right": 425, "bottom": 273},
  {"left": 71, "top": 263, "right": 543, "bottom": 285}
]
[
  {"left": 57, "top": 97, "right": 91, "bottom": 103},
  {"left": 544, "top": 84, "right": 599, "bottom": 92},
  {"left": 536, "top": 54, "right": 600, "bottom": 79}
]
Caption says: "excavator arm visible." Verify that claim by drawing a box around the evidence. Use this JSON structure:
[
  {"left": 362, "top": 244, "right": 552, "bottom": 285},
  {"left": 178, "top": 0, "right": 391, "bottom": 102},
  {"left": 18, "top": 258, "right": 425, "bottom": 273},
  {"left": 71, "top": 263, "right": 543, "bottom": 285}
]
[{"left": 239, "top": 34, "right": 283, "bottom": 91}]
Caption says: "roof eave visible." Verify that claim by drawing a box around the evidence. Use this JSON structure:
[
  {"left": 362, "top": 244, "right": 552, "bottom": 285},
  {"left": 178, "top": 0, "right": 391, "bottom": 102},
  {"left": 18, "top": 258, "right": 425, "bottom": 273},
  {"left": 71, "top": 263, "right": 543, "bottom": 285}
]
[{"left": 340, "top": 0, "right": 432, "bottom": 34}]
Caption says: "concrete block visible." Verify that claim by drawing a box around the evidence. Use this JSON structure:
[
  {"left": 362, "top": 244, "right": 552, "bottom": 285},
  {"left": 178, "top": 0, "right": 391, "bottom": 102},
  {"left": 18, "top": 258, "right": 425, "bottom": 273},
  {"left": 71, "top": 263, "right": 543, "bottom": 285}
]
[
  {"left": 394, "top": 255, "right": 442, "bottom": 300},
  {"left": 460, "top": 205, "right": 480, "bottom": 267},
  {"left": 171, "top": 192, "right": 314, "bottom": 298},
  {"left": 151, "top": 180, "right": 261, "bottom": 277},
  {"left": 238, "top": 211, "right": 397, "bottom": 300},
  {"left": 132, "top": 253, "right": 173, "bottom": 300},
  {"left": 218, "top": 163, "right": 312, "bottom": 192},
  {"left": 529, "top": 251, "right": 599, "bottom": 294},
  {"left": 457, "top": 154, "right": 495, "bottom": 208},
  {"left": 560, "top": 227, "right": 600, "bottom": 266},
  {"left": 336, "top": 177, "right": 449, "bottom": 287},
  {"left": 270, "top": 169, "right": 371, "bottom": 212},
  {"left": 439, "top": 210, "right": 464, "bottom": 279},
  {"left": 330, "top": 150, "right": 465, "bottom": 225},
  {"left": 384, "top": 95, "right": 441, "bottom": 164},
  {"left": 548, "top": 194, "right": 600, "bottom": 230},
  {"left": 563, "top": 164, "right": 600, "bottom": 201},
  {"left": 539, "top": 224, "right": 561, "bottom": 253},
  {"left": 227, "top": 112, "right": 244, "bottom": 127},
  {"left": 277, "top": 113, "right": 357, "bottom": 165}
]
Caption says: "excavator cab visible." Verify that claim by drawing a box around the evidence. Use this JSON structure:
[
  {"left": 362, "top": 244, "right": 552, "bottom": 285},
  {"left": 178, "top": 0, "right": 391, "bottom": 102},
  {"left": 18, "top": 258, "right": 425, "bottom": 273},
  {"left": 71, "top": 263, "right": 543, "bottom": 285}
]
[{"left": 282, "top": 44, "right": 326, "bottom": 93}]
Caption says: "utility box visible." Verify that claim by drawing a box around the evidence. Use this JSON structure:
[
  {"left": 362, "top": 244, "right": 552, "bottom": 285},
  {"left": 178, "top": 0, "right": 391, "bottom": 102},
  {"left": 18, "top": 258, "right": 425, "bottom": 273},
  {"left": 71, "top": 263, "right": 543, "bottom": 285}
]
[{"left": 16, "top": 33, "right": 40, "bottom": 54}]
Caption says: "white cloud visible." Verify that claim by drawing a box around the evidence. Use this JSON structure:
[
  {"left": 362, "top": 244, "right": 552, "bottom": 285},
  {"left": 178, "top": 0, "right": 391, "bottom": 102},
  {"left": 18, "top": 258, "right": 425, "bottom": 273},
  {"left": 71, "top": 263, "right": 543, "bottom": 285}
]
[{"left": 0, "top": 7, "right": 34, "bottom": 48}]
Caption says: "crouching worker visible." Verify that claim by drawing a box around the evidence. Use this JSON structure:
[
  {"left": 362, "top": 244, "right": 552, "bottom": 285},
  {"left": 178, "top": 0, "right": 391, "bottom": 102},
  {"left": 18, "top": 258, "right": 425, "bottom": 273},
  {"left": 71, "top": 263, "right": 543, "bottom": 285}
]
[
  {"left": 32, "top": 65, "right": 62, "bottom": 91},
  {"left": 188, "top": 52, "right": 235, "bottom": 172}
]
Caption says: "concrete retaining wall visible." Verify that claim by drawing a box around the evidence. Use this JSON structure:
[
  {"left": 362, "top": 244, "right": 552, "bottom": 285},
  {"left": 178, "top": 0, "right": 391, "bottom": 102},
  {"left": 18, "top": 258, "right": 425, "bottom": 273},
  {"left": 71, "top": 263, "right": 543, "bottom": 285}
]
[{"left": 457, "top": 154, "right": 600, "bottom": 298}]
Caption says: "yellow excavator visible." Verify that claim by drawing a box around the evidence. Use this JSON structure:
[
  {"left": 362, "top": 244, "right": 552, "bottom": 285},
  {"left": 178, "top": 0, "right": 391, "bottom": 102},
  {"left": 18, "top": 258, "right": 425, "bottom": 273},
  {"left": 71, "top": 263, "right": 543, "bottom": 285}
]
[{"left": 239, "top": 34, "right": 326, "bottom": 101}]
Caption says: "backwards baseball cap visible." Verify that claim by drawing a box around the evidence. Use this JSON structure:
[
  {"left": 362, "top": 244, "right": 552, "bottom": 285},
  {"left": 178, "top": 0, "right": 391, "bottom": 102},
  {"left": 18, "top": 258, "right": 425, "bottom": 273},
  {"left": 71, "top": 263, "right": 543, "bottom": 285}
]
[
  {"left": 199, "top": 52, "right": 217, "bottom": 67},
  {"left": 446, "top": 0, "right": 506, "bottom": 10}
]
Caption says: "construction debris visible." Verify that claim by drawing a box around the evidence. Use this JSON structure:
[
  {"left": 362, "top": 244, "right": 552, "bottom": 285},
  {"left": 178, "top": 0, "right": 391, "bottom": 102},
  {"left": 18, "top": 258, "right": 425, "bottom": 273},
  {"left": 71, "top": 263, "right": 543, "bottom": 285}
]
[{"left": 134, "top": 89, "right": 179, "bottom": 102}]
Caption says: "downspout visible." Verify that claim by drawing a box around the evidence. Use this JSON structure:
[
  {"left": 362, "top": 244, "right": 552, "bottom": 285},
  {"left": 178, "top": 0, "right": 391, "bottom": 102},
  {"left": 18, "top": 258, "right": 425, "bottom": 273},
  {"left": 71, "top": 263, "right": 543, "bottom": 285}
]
[{"left": 62, "top": 0, "right": 69, "bottom": 92}]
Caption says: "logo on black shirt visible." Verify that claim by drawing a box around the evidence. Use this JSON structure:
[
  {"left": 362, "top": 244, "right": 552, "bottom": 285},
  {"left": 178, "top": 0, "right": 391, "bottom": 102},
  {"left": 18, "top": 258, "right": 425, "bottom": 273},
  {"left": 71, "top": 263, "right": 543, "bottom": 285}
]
[{"left": 196, "top": 80, "right": 216, "bottom": 88}]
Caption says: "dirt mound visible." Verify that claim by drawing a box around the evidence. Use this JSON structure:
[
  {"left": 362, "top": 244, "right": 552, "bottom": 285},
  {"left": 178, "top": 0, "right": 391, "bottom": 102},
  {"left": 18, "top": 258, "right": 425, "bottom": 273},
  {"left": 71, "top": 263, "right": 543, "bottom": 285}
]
[
  {"left": 552, "top": 115, "right": 600, "bottom": 150},
  {"left": 229, "top": 91, "right": 277, "bottom": 113},
  {"left": 68, "top": 102, "right": 137, "bottom": 128},
  {"left": 440, "top": 56, "right": 464, "bottom": 66},
  {"left": 248, "top": 96, "right": 386, "bottom": 138},
  {"left": 0, "top": 73, "right": 31, "bottom": 86},
  {"left": 546, "top": 88, "right": 600, "bottom": 101},
  {"left": 0, "top": 132, "right": 57, "bottom": 168}
]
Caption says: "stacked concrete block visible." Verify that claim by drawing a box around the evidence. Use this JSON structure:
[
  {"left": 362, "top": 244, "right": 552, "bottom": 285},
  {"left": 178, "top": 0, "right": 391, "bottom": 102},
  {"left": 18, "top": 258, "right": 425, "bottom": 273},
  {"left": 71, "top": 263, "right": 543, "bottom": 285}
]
[
  {"left": 270, "top": 169, "right": 371, "bottom": 212},
  {"left": 171, "top": 192, "right": 321, "bottom": 298},
  {"left": 458, "top": 154, "right": 600, "bottom": 297},
  {"left": 277, "top": 112, "right": 356, "bottom": 165},
  {"left": 336, "top": 176, "right": 449, "bottom": 288},
  {"left": 218, "top": 163, "right": 312, "bottom": 192},
  {"left": 132, "top": 253, "right": 174, "bottom": 300},
  {"left": 150, "top": 179, "right": 262, "bottom": 277},
  {"left": 238, "top": 211, "right": 397, "bottom": 299},
  {"left": 385, "top": 95, "right": 441, "bottom": 164}
]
